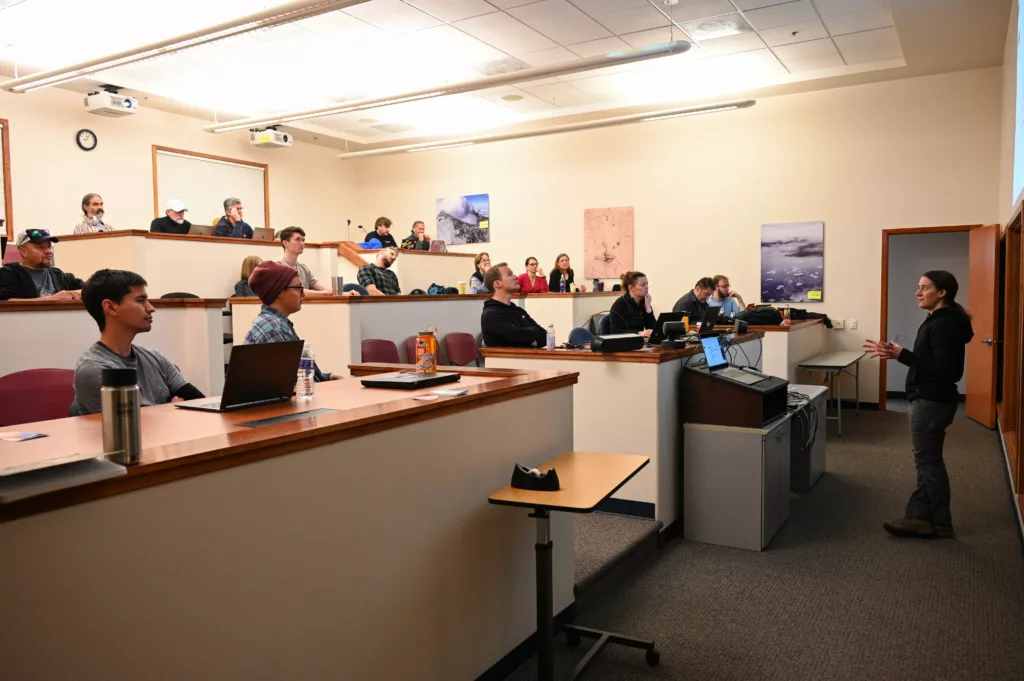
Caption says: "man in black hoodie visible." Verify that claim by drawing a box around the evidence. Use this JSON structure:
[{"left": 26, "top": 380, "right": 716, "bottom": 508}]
[
  {"left": 481, "top": 263, "right": 546, "bottom": 348},
  {"left": 864, "top": 270, "right": 974, "bottom": 539},
  {"left": 0, "top": 229, "right": 86, "bottom": 301}
]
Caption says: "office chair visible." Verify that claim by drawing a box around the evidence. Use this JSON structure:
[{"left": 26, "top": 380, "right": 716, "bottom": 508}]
[
  {"left": 361, "top": 339, "right": 400, "bottom": 363},
  {"left": 0, "top": 369, "right": 75, "bottom": 426},
  {"left": 568, "top": 327, "right": 594, "bottom": 345},
  {"left": 598, "top": 314, "right": 612, "bottom": 335}
]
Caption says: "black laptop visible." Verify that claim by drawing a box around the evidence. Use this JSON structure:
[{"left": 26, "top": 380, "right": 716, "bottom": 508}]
[
  {"left": 175, "top": 340, "right": 304, "bottom": 412},
  {"left": 360, "top": 372, "right": 461, "bottom": 390},
  {"left": 646, "top": 312, "right": 685, "bottom": 345}
]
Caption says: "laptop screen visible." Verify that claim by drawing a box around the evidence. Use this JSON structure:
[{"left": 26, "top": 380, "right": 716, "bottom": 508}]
[{"left": 700, "top": 337, "right": 728, "bottom": 369}]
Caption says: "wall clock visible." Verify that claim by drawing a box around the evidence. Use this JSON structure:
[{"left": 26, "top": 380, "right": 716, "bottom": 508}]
[{"left": 76, "top": 128, "right": 97, "bottom": 151}]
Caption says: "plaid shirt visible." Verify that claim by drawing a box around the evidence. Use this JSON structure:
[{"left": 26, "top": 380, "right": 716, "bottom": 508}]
[
  {"left": 357, "top": 263, "right": 401, "bottom": 295},
  {"left": 243, "top": 305, "right": 329, "bottom": 381},
  {"left": 74, "top": 216, "right": 113, "bottom": 234}
]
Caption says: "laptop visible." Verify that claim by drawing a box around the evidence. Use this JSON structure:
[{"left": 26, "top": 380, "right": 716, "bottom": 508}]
[
  {"left": 188, "top": 224, "right": 214, "bottom": 237},
  {"left": 252, "top": 227, "right": 275, "bottom": 242},
  {"left": 673, "top": 306, "right": 723, "bottom": 343},
  {"left": 700, "top": 336, "right": 768, "bottom": 386},
  {"left": 646, "top": 312, "right": 685, "bottom": 345},
  {"left": 360, "top": 372, "right": 461, "bottom": 390},
  {"left": 175, "top": 340, "right": 304, "bottom": 412}
]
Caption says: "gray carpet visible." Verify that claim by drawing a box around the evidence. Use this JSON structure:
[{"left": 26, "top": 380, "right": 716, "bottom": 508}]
[
  {"left": 505, "top": 411, "right": 1024, "bottom": 681},
  {"left": 574, "top": 513, "right": 662, "bottom": 593}
]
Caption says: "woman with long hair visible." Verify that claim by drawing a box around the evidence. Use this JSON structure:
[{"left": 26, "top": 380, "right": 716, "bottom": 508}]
[
  {"left": 469, "top": 252, "right": 491, "bottom": 294},
  {"left": 548, "top": 253, "right": 586, "bottom": 292},
  {"left": 863, "top": 270, "right": 974, "bottom": 538},
  {"left": 608, "top": 270, "right": 655, "bottom": 338},
  {"left": 234, "top": 255, "right": 262, "bottom": 297},
  {"left": 517, "top": 256, "right": 549, "bottom": 293}
]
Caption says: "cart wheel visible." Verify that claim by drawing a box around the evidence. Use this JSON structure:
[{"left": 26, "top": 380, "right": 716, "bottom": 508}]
[
  {"left": 645, "top": 648, "right": 660, "bottom": 666},
  {"left": 566, "top": 630, "right": 582, "bottom": 647}
]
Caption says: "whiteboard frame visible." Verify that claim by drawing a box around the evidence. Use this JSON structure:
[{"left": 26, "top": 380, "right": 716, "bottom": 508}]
[
  {"left": 1, "top": 118, "right": 13, "bottom": 240},
  {"left": 151, "top": 145, "right": 270, "bottom": 229}
]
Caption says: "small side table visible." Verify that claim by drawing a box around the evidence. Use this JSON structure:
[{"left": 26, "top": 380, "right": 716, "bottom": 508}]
[
  {"left": 799, "top": 351, "right": 865, "bottom": 436},
  {"left": 489, "top": 451, "right": 656, "bottom": 680}
]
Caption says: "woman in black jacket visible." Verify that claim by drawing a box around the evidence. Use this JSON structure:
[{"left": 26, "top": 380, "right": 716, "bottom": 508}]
[
  {"left": 548, "top": 253, "right": 587, "bottom": 293},
  {"left": 863, "top": 270, "right": 974, "bottom": 539},
  {"left": 608, "top": 271, "right": 656, "bottom": 338}
]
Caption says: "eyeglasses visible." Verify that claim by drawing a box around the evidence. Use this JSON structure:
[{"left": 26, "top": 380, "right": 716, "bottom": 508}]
[{"left": 285, "top": 285, "right": 304, "bottom": 290}]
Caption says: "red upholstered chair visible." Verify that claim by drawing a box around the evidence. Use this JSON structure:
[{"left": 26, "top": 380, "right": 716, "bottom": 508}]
[
  {"left": 361, "top": 339, "right": 400, "bottom": 364},
  {"left": 0, "top": 369, "right": 75, "bottom": 426},
  {"left": 2, "top": 244, "right": 20, "bottom": 264},
  {"left": 403, "top": 336, "right": 418, "bottom": 364},
  {"left": 444, "top": 332, "right": 480, "bottom": 367}
]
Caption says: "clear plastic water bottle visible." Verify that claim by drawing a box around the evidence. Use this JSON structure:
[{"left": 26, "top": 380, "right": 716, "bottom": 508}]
[
  {"left": 296, "top": 341, "right": 315, "bottom": 399},
  {"left": 546, "top": 324, "right": 556, "bottom": 350},
  {"left": 559, "top": 275, "right": 566, "bottom": 293}
]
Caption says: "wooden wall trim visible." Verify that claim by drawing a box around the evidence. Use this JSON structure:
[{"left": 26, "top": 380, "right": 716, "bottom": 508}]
[
  {"left": 0, "top": 299, "right": 226, "bottom": 313},
  {"left": 1, "top": 118, "right": 13, "bottom": 240}
]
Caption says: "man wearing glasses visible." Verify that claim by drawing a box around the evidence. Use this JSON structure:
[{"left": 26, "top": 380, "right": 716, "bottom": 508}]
[
  {"left": 0, "top": 229, "right": 86, "bottom": 301},
  {"left": 242, "top": 260, "right": 341, "bottom": 381},
  {"left": 707, "top": 274, "right": 746, "bottom": 319}
]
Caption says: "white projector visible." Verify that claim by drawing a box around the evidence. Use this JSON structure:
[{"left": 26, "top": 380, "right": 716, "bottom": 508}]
[
  {"left": 84, "top": 92, "right": 140, "bottom": 117},
  {"left": 249, "top": 129, "right": 292, "bottom": 148}
]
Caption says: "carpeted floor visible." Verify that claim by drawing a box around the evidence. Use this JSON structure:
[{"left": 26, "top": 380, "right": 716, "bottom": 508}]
[
  {"left": 574, "top": 513, "right": 662, "bottom": 593},
  {"left": 505, "top": 411, "right": 1024, "bottom": 681}
]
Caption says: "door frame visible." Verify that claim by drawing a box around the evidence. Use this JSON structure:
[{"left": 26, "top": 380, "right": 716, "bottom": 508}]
[{"left": 878, "top": 225, "right": 982, "bottom": 410}]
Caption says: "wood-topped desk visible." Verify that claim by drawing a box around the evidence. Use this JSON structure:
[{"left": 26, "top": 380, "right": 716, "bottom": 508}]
[{"left": 0, "top": 367, "right": 578, "bottom": 681}]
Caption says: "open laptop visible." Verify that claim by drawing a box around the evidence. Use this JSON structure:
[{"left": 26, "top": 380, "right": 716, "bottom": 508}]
[
  {"left": 700, "top": 336, "right": 768, "bottom": 386},
  {"left": 360, "top": 372, "right": 461, "bottom": 390},
  {"left": 175, "top": 340, "right": 304, "bottom": 412},
  {"left": 646, "top": 312, "right": 685, "bottom": 345},
  {"left": 188, "top": 224, "right": 214, "bottom": 237},
  {"left": 252, "top": 227, "right": 275, "bottom": 242}
]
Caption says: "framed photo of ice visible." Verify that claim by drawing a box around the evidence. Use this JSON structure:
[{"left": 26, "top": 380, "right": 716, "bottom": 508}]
[{"left": 760, "top": 221, "right": 824, "bottom": 303}]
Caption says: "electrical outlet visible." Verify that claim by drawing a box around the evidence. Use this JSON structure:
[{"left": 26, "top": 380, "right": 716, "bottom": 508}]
[
  {"left": 833, "top": 319, "right": 845, "bottom": 329},
  {"left": 850, "top": 319, "right": 858, "bottom": 330}
]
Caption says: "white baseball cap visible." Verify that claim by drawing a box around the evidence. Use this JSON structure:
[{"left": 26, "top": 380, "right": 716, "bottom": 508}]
[{"left": 165, "top": 198, "right": 187, "bottom": 212}]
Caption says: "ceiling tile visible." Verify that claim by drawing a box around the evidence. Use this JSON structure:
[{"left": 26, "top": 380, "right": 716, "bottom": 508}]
[
  {"left": 732, "top": 0, "right": 793, "bottom": 8},
  {"left": 406, "top": 0, "right": 499, "bottom": 22},
  {"left": 520, "top": 81, "right": 598, "bottom": 107},
  {"left": 344, "top": 0, "right": 443, "bottom": 33},
  {"left": 567, "top": 36, "right": 629, "bottom": 57},
  {"left": 771, "top": 37, "right": 837, "bottom": 61},
  {"left": 659, "top": 0, "right": 735, "bottom": 22},
  {"left": 594, "top": 6, "right": 670, "bottom": 34},
  {"left": 507, "top": 0, "right": 613, "bottom": 45},
  {"left": 620, "top": 26, "right": 688, "bottom": 49},
  {"left": 454, "top": 11, "right": 559, "bottom": 54},
  {"left": 812, "top": 0, "right": 887, "bottom": 19},
  {"left": 699, "top": 31, "right": 766, "bottom": 56},
  {"left": 823, "top": 7, "right": 893, "bottom": 36},
  {"left": 757, "top": 19, "right": 829, "bottom": 47},
  {"left": 743, "top": 1, "right": 818, "bottom": 30},
  {"left": 833, "top": 25, "right": 901, "bottom": 63},
  {"left": 487, "top": 0, "right": 545, "bottom": 7},
  {"left": 408, "top": 25, "right": 509, "bottom": 66},
  {"left": 680, "top": 13, "right": 752, "bottom": 41},
  {"left": 518, "top": 46, "right": 580, "bottom": 66},
  {"left": 479, "top": 86, "right": 561, "bottom": 112},
  {"left": 781, "top": 51, "right": 846, "bottom": 73},
  {"left": 567, "top": 0, "right": 650, "bottom": 16}
]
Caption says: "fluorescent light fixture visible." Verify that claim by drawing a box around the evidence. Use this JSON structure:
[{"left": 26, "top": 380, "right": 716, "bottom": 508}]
[
  {"left": 337, "top": 99, "right": 755, "bottom": 160},
  {"left": 1, "top": 0, "right": 372, "bottom": 93},
  {"left": 205, "top": 40, "right": 691, "bottom": 133}
]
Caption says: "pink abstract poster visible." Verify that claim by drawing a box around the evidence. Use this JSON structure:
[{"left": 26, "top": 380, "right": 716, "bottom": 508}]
[{"left": 583, "top": 206, "right": 634, "bottom": 279}]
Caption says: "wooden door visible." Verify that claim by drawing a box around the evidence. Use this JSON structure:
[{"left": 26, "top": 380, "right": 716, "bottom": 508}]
[{"left": 967, "top": 224, "right": 999, "bottom": 427}]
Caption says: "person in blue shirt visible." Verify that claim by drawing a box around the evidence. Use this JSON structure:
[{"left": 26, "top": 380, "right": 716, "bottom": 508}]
[
  {"left": 213, "top": 197, "right": 254, "bottom": 239},
  {"left": 707, "top": 274, "right": 745, "bottom": 318}
]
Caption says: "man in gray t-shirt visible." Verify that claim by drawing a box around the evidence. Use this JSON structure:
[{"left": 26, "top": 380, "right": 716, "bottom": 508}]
[
  {"left": 74, "top": 342, "right": 189, "bottom": 415},
  {"left": 26, "top": 267, "right": 56, "bottom": 297}
]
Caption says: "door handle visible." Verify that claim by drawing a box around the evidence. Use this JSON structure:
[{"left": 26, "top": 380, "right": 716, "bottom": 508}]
[{"left": 981, "top": 337, "right": 997, "bottom": 345}]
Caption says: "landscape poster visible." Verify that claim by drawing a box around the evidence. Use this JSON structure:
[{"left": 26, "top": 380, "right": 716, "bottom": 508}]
[
  {"left": 583, "top": 206, "right": 634, "bottom": 279},
  {"left": 760, "top": 221, "right": 824, "bottom": 303},
  {"left": 436, "top": 193, "right": 490, "bottom": 245}
]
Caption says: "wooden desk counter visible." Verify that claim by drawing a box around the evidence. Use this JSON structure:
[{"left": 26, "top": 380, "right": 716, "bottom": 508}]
[{"left": 480, "top": 333, "right": 760, "bottom": 364}]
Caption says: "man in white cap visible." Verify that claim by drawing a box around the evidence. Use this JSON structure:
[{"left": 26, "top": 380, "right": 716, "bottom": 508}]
[
  {"left": 0, "top": 229, "right": 85, "bottom": 301},
  {"left": 150, "top": 198, "right": 191, "bottom": 235}
]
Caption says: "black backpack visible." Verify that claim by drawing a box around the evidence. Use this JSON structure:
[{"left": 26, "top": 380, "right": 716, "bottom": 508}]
[{"left": 736, "top": 308, "right": 783, "bottom": 326}]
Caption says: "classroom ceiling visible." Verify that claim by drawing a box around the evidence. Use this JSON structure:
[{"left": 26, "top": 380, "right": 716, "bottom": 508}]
[{"left": 0, "top": 0, "right": 1011, "bottom": 152}]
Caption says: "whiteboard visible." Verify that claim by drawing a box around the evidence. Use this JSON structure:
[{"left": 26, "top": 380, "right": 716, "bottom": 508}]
[{"left": 154, "top": 149, "right": 267, "bottom": 229}]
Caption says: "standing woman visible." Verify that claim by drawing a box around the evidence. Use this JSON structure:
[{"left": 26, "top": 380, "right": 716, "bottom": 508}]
[
  {"left": 863, "top": 270, "right": 974, "bottom": 538},
  {"left": 609, "top": 271, "right": 655, "bottom": 338},
  {"left": 548, "top": 253, "right": 587, "bottom": 292},
  {"left": 469, "top": 252, "right": 491, "bottom": 294},
  {"left": 517, "top": 256, "right": 549, "bottom": 293}
]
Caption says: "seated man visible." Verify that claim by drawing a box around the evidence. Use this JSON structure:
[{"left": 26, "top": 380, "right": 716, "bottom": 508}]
[
  {"left": 707, "top": 274, "right": 745, "bottom": 318},
  {"left": 244, "top": 260, "right": 341, "bottom": 381},
  {"left": 0, "top": 229, "right": 85, "bottom": 301},
  {"left": 150, "top": 198, "right": 192, "bottom": 235},
  {"left": 672, "top": 277, "right": 715, "bottom": 320},
  {"left": 213, "top": 197, "right": 253, "bottom": 239},
  {"left": 276, "top": 225, "right": 357, "bottom": 296},
  {"left": 365, "top": 216, "right": 398, "bottom": 249},
  {"left": 481, "top": 263, "right": 546, "bottom": 348},
  {"left": 74, "top": 269, "right": 205, "bottom": 415},
  {"left": 400, "top": 220, "right": 431, "bottom": 251},
  {"left": 74, "top": 193, "right": 113, "bottom": 233},
  {"left": 357, "top": 247, "right": 401, "bottom": 296}
]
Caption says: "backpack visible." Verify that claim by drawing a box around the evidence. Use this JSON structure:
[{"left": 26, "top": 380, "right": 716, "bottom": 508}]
[
  {"left": 735, "top": 308, "right": 783, "bottom": 326},
  {"left": 428, "top": 283, "right": 447, "bottom": 295}
]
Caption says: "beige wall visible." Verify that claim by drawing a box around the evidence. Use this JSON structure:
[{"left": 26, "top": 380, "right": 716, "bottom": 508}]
[
  {"left": 1001, "top": 0, "right": 1019, "bottom": 226},
  {"left": 0, "top": 86, "right": 355, "bottom": 243},
  {"left": 350, "top": 68, "right": 1003, "bottom": 402}
]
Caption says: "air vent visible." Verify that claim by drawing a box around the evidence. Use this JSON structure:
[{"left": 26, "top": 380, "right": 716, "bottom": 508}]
[
  {"left": 370, "top": 122, "right": 418, "bottom": 133},
  {"left": 472, "top": 56, "right": 529, "bottom": 77}
]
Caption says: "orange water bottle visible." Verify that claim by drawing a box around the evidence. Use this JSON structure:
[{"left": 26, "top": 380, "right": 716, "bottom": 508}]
[{"left": 416, "top": 327, "right": 438, "bottom": 374}]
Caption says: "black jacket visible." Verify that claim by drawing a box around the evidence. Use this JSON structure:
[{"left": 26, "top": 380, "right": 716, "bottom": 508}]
[
  {"left": 150, "top": 215, "right": 192, "bottom": 235},
  {"left": 898, "top": 306, "right": 974, "bottom": 403},
  {"left": 0, "top": 263, "right": 86, "bottom": 300},
  {"left": 549, "top": 269, "right": 576, "bottom": 292},
  {"left": 609, "top": 294, "right": 656, "bottom": 333},
  {"left": 366, "top": 230, "right": 398, "bottom": 249},
  {"left": 481, "top": 299, "right": 546, "bottom": 348},
  {"left": 401, "top": 233, "right": 430, "bottom": 251},
  {"left": 672, "top": 290, "right": 708, "bottom": 320}
]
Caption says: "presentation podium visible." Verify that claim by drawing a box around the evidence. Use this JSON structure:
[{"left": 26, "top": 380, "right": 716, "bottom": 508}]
[{"left": 680, "top": 365, "right": 789, "bottom": 428}]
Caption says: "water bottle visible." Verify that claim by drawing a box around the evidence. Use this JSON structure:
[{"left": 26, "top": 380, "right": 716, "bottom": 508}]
[
  {"left": 101, "top": 368, "right": 141, "bottom": 466},
  {"left": 416, "top": 327, "right": 438, "bottom": 374},
  {"left": 296, "top": 342, "right": 315, "bottom": 399},
  {"left": 546, "top": 324, "right": 556, "bottom": 350},
  {"left": 559, "top": 275, "right": 566, "bottom": 293}
]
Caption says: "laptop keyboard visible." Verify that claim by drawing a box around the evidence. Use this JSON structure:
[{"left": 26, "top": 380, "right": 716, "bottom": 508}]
[{"left": 716, "top": 367, "right": 766, "bottom": 385}]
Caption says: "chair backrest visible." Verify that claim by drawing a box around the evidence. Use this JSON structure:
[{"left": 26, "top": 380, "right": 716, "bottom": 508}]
[
  {"left": 403, "top": 336, "right": 417, "bottom": 363},
  {"left": 161, "top": 292, "right": 200, "bottom": 299},
  {"left": 568, "top": 327, "right": 594, "bottom": 345},
  {"left": 598, "top": 314, "right": 612, "bottom": 335},
  {"left": 343, "top": 283, "right": 369, "bottom": 296},
  {"left": 0, "top": 369, "right": 76, "bottom": 426},
  {"left": 2, "top": 244, "right": 20, "bottom": 265},
  {"left": 444, "top": 332, "right": 480, "bottom": 367},
  {"left": 361, "top": 339, "right": 400, "bottom": 364}
]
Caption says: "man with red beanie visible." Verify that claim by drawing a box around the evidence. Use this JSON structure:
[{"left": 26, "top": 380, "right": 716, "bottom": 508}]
[{"left": 243, "top": 260, "right": 341, "bottom": 381}]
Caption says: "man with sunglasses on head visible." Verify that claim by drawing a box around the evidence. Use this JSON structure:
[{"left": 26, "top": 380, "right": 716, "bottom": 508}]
[{"left": 0, "top": 229, "right": 86, "bottom": 301}]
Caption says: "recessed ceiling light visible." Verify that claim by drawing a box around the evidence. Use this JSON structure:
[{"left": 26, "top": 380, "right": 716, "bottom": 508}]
[
  {"left": 502, "top": 94, "right": 524, "bottom": 102},
  {"left": 681, "top": 14, "right": 752, "bottom": 42},
  {"left": 359, "top": 117, "right": 378, "bottom": 123}
]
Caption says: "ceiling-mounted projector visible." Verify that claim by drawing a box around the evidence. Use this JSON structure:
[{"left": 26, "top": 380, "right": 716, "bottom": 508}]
[
  {"left": 249, "top": 128, "right": 292, "bottom": 148},
  {"left": 84, "top": 91, "right": 139, "bottom": 117}
]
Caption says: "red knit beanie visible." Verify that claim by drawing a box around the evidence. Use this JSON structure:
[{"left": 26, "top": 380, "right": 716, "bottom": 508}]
[{"left": 248, "top": 260, "right": 297, "bottom": 306}]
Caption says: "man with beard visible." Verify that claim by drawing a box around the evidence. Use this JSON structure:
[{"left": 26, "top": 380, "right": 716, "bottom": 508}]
[
  {"left": 74, "top": 193, "right": 114, "bottom": 233},
  {"left": 480, "top": 263, "right": 546, "bottom": 348},
  {"left": 150, "top": 198, "right": 192, "bottom": 235},
  {"left": 357, "top": 247, "right": 401, "bottom": 295},
  {"left": 0, "top": 229, "right": 86, "bottom": 301}
]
